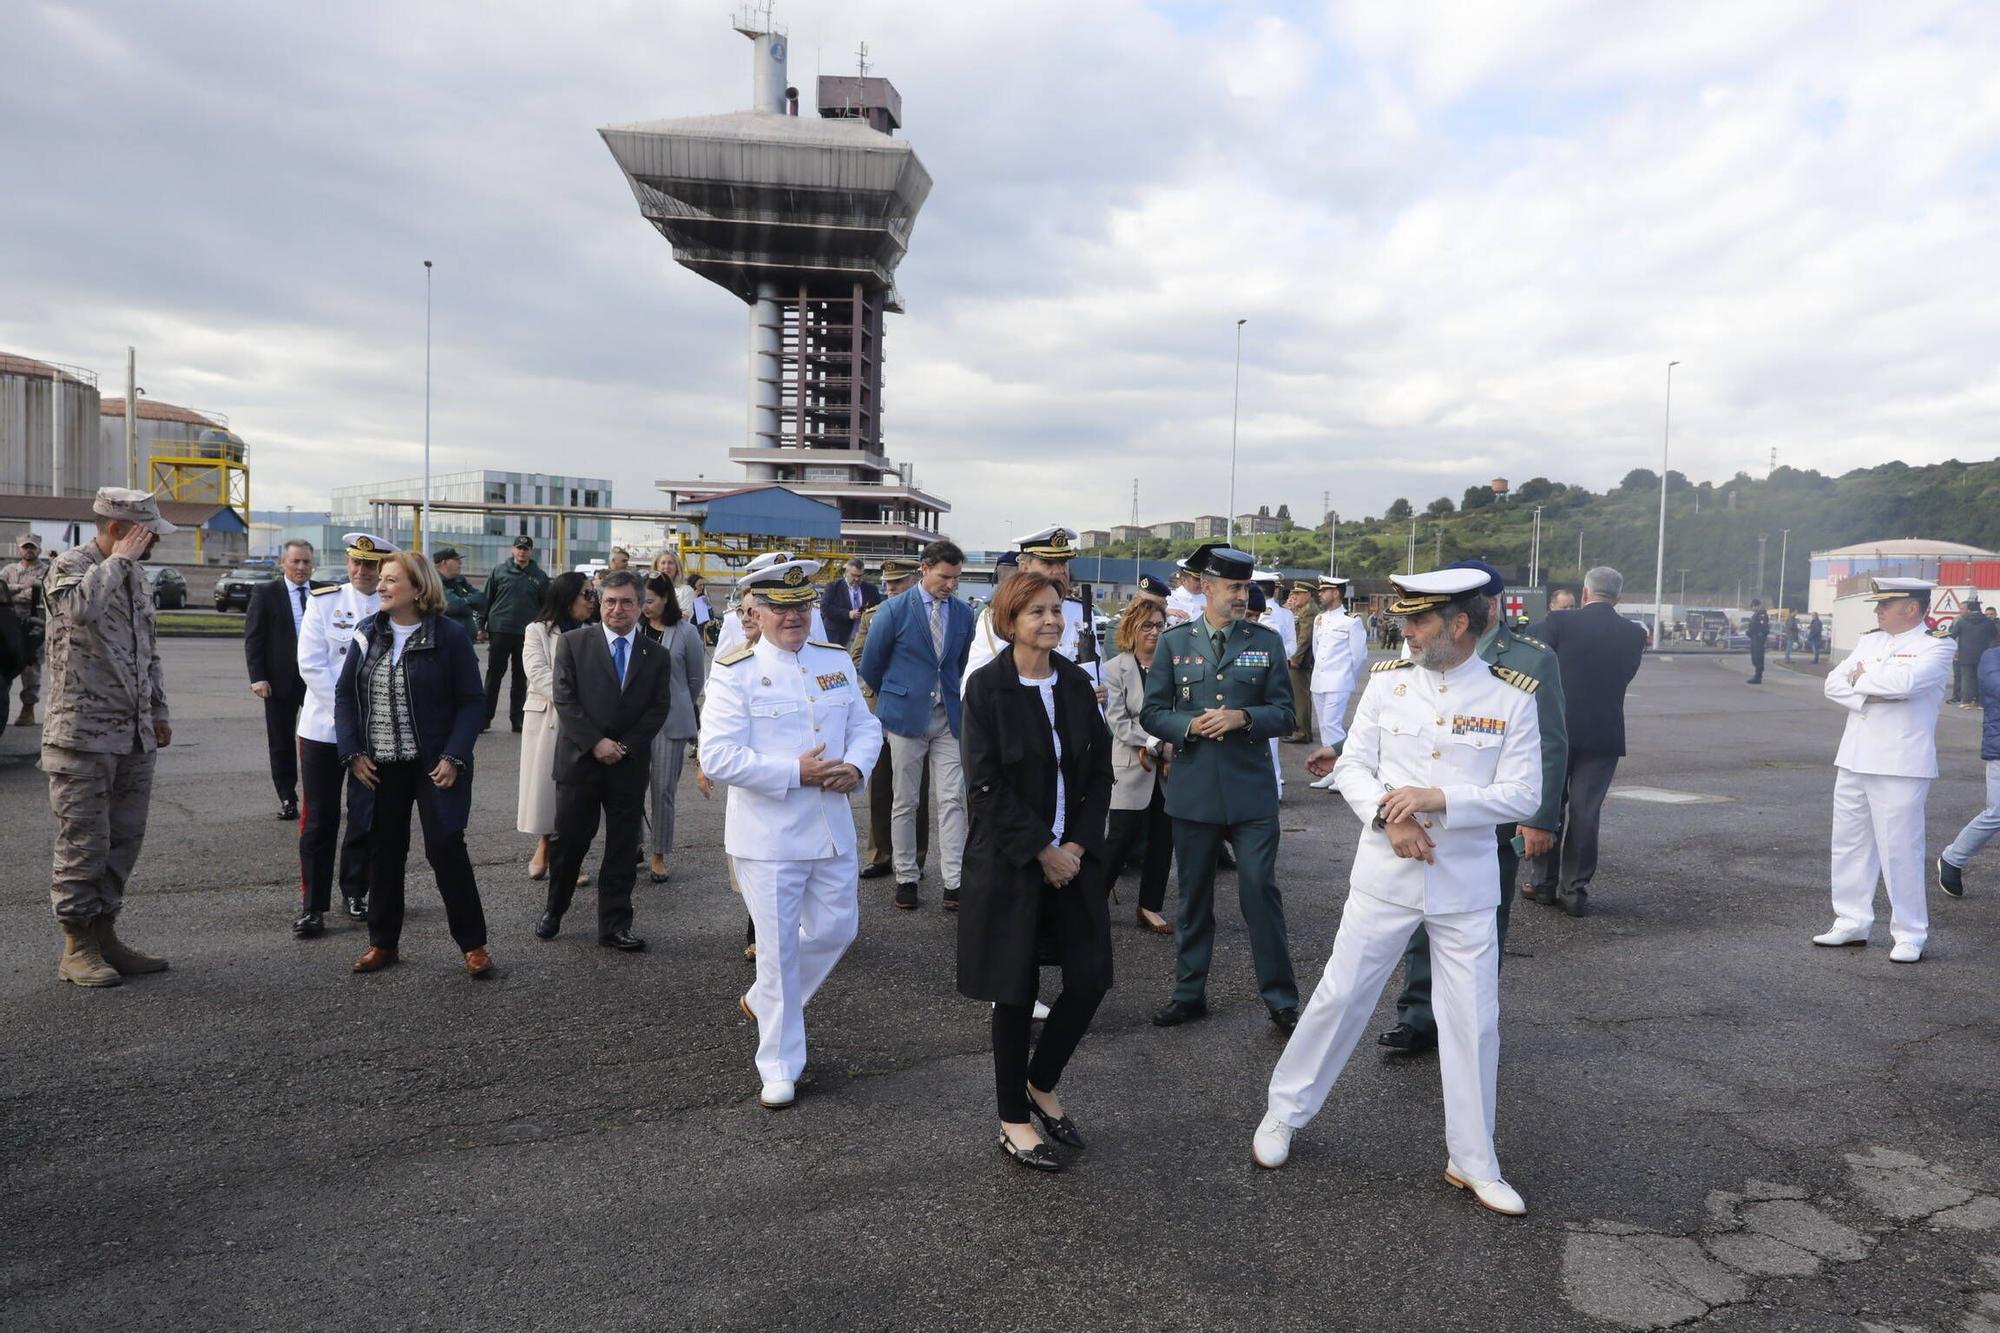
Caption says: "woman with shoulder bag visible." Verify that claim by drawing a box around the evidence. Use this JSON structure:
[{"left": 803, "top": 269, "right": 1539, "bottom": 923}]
[{"left": 1102, "top": 599, "right": 1174, "bottom": 934}]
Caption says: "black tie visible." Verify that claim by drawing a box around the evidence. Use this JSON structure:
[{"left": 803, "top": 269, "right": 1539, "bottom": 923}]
[{"left": 296, "top": 584, "right": 307, "bottom": 614}]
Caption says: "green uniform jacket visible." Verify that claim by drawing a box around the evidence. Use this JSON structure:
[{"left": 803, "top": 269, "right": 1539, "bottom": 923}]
[
  {"left": 1483, "top": 622, "right": 1568, "bottom": 833},
  {"left": 441, "top": 575, "right": 484, "bottom": 638},
  {"left": 1140, "top": 616, "right": 1295, "bottom": 824},
  {"left": 482, "top": 559, "right": 548, "bottom": 635}
]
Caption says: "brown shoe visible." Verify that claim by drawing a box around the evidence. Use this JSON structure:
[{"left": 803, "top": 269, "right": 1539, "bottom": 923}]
[
  {"left": 351, "top": 946, "right": 399, "bottom": 973},
  {"left": 464, "top": 947, "right": 495, "bottom": 978},
  {"left": 93, "top": 916, "right": 169, "bottom": 975},
  {"left": 1136, "top": 907, "right": 1173, "bottom": 935},
  {"left": 57, "top": 921, "right": 121, "bottom": 988},
  {"left": 739, "top": 992, "right": 757, "bottom": 1024}
]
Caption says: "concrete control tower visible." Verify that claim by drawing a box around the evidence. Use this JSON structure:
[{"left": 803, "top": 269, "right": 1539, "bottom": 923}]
[{"left": 603, "top": 8, "right": 947, "bottom": 558}]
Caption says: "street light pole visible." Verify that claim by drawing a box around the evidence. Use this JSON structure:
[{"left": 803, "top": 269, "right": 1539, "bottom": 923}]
[
  {"left": 1777, "top": 528, "right": 1791, "bottom": 612},
  {"left": 1651, "top": 360, "right": 1680, "bottom": 647},
  {"left": 1227, "top": 318, "right": 1245, "bottom": 545},
  {"left": 1756, "top": 533, "right": 1768, "bottom": 602},
  {"left": 422, "top": 260, "right": 433, "bottom": 554},
  {"left": 1530, "top": 505, "right": 1543, "bottom": 587}
]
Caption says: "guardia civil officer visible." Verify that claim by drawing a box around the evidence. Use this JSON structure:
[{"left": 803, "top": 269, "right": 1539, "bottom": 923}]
[
  {"left": 1379, "top": 559, "right": 1567, "bottom": 1054},
  {"left": 700, "top": 558, "right": 883, "bottom": 1110},
  {"left": 1305, "top": 575, "right": 1369, "bottom": 789},
  {"left": 294, "top": 532, "right": 391, "bottom": 937},
  {"left": 1252, "top": 568, "right": 1541, "bottom": 1217},
  {"left": 1814, "top": 577, "right": 1954, "bottom": 962},
  {"left": 963, "top": 526, "right": 1091, "bottom": 684},
  {"left": 1140, "top": 544, "right": 1300, "bottom": 1032}
]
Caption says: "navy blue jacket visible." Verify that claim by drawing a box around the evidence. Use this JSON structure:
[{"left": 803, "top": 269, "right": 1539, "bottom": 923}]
[
  {"left": 858, "top": 584, "right": 975, "bottom": 739},
  {"left": 334, "top": 612, "right": 484, "bottom": 832},
  {"left": 1540, "top": 601, "right": 1646, "bottom": 757}
]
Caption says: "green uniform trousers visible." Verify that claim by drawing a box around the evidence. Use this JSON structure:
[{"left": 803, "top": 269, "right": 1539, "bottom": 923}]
[
  {"left": 1393, "top": 823, "right": 1516, "bottom": 1036},
  {"left": 1169, "top": 814, "right": 1298, "bottom": 1010}
]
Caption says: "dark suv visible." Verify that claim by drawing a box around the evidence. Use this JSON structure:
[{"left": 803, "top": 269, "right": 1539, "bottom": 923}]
[{"left": 214, "top": 566, "right": 277, "bottom": 612}]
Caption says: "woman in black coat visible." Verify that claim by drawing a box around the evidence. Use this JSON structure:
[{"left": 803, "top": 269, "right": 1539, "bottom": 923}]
[
  {"left": 334, "top": 550, "right": 491, "bottom": 979},
  {"left": 957, "top": 571, "right": 1114, "bottom": 1172}
]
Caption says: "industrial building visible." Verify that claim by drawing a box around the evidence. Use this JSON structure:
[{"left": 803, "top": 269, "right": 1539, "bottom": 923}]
[
  {"left": 602, "top": 10, "right": 948, "bottom": 561},
  {"left": 0, "top": 351, "right": 113, "bottom": 497},
  {"left": 1807, "top": 538, "right": 1998, "bottom": 617},
  {"left": 312, "top": 469, "right": 617, "bottom": 577},
  {"left": 100, "top": 397, "right": 248, "bottom": 534}
]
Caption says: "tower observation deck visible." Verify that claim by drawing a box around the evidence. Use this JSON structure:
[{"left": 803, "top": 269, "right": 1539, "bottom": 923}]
[{"left": 602, "top": 10, "right": 946, "bottom": 558}]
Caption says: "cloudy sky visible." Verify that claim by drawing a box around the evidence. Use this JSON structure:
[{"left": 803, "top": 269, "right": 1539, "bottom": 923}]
[{"left": 5, "top": 1, "right": 1998, "bottom": 546}]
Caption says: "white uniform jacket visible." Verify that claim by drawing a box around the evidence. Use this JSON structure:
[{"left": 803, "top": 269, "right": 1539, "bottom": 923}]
[
  {"left": 963, "top": 599, "right": 1087, "bottom": 693},
  {"left": 295, "top": 583, "right": 380, "bottom": 745},
  {"left": 700, "top": 636, "right": 883, "bottom": 861},
  {"left": 1822, "top": 626, "right": 1953, "bottom": 778},
  {"left": 1165, "top": 586, "right": 1205, "bottom": 624},
  {"left": 715, "top": 605, "right": 827, "bottom": 656},
  {"left": 1332, "top": 653, "right": 1542, "bottom": 914},
  {"left": 1310, "top": 606, "right": 1370, "bottom": 695},
  {"left": 1266, "top": 605, "right": 1298, "bottom": 657}
]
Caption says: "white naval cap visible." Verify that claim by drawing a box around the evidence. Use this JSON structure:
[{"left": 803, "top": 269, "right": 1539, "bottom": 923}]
[
  {"left": 1252, "top": 569, "right": 1281, "bottom": 585},
  {"left": 1015, "top": 525, "right": 1078, "bottom": 559},
  {"left": 741, "top": 558, "right": 823, "bottom": 606},
  {"left": 1386, "top": 567, "right": 1489, "bottom": 615},
  {"left": 1317, "top": 574, "right": 1351, "bottom": 589},
  {"left": 341, "top": 531, "right": 396, "bottom": 562},
  {"left": 1863, "top": 576, "right": 1935, "bottom": 602},
  {"left": 744, "top": 550, "right": 797, "bottom": 573}
]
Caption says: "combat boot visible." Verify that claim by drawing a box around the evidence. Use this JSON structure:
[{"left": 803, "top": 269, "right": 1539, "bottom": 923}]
[
  {"left": 94, "top": 916, "right": 169, "bottom": 975},
  {"left": 58, "top": 920, "right": 122, "bottom": 988}
]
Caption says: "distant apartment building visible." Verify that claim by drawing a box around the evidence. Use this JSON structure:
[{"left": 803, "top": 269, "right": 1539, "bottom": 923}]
[
  {"left": 1192, "top": 515, "right": 1230, "bottom": 539},
  {"left": 1235, "top": 510, "right": 1285, "bottom": 536},
  {"left": 1079, "top": 529, "right": 1112, "bottom": 549},
  {"left": 1148, "top": 520, "right": 1194, "bottom": 542},
  {"left": 1110, "top": 524, "right": 1149, "bottom": 544}
]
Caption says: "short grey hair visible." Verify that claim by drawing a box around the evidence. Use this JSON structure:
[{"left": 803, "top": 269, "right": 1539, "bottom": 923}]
[
  {"left": 281, "top": 539, "right": 314, "bottom": 557},
  {"left": 1583, "top": 566, "right": 1623, "bottom": 600}
]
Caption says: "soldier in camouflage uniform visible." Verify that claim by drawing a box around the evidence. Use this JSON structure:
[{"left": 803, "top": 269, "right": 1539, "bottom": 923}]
[
  {"left": 41, "top": 488, "right": 177, "bottom": 988},
  {"left": 4, "top": 533, "right": 50, "bottom": 725}
]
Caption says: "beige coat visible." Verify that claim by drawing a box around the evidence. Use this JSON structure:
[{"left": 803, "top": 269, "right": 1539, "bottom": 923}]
[
  {"left": 515, "top": 620, "right": 561, "bottom": 834},
  {"left": 1102, "top": 650, "right": 1162, "bottom": 811}
]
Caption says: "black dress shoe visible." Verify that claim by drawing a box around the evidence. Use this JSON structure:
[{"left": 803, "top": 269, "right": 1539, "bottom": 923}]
[
  {"left": 599, "top": 928, "right": 647, "bottom": 952},
  {"left": 1377, "top": 1022, "right": 1437, "bottom": 1053},
  {"left": 1027, "top": 1091, "right": 1085, "bottom": 1148},
  {"left": 1216, "top": 844, "right": 1238, "bottom": 870},
  {"left": 1151, "top": 998, "right": 1209, "bottom": 1027},
  {"left": 999, "top": 1135, "right": 1063, "bottom": 1173},
  {"left": 1268, "top": 1005, "right": 1300, "bottom": 1035},
  {"left": 292, "top": 911, "right": 324, "bottom": 938},
  {"left": 859, "top": 862, "right": 892, "bottom": 880},
  {"left": 941, "top": 887, "right": 960, "bottom": 913},
  {"left": 277, "top": 800, "right": 298, "bottom": 821},
  {"left": 534, "top": 912, "right": 560, "bottom": 941},
  {"left": 1561, "top": 888, "right": 1590, "bottom": 917},
  {"left": 894, "top": 882, "right": 919, "bottom": 910},
  {"left": 343, "top": 896, "right": 368, "bottom": 921},
  {"left": 1938, "top": 855, "right": 1966, "bottom": 898}
]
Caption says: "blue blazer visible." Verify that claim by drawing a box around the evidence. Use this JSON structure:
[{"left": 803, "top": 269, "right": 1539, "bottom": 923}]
[
  {"left": 859, "top": 585, "right": 975, "bottom": 738},
  {"left": 333, "top": 612, "right": 485, "bottom": 833}
]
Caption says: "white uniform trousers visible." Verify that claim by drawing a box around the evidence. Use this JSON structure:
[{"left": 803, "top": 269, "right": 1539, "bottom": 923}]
[
  {"left": 887, "top": 702, "right": 968, "bottom": 889},
  {"left": 1266, "top": 888, "right": 1501, "bottom": 1181},
  {"left": 1829, "top": 768, "right": 1930, "bottom": 949},
  {"left": 1312, "top": 690, "right": 1352, "bottom": 749},
  {"left": 738, "top": 853, "right": 861, "bottom": 1082}
]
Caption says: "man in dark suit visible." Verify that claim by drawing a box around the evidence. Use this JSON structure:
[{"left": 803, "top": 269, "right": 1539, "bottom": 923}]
[
  {"left": 536, "top": 569, "right": 672, "bottom": 951},
  {"left": 243, "top": 539, "right": 317, "bottom": 819},
  {"left": 820, "top": 557, "right": 880, "bottom": 649},
  {"left": 1521, "top": 565, "right": 1647, "bottom": 916}
]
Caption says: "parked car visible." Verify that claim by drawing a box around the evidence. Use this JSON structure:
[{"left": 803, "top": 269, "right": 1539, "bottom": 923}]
[
  {"left": 142, "top": 565, "right": 188, "bottom": 610},
  {"left": 213, "top": 566, "right": 277, "bottom": 612}
]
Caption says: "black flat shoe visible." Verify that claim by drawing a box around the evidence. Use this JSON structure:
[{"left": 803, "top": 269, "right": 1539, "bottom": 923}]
[
  {"left": 649, "top": 870, "right": 671, "bottom": 884},
  {"left": 534, "top": 912, "right": 560, "bottom": 941},
  {"left": 1938, "top": 856, "right": 1966, "bottom": 898},
  {"left": 599, "top": 928, "right": 647, "bottom": 952},
  {"left": 343, "top": 896, "right": 368, "bottom": 921},
  {"left": 1027, "top": 1089, "right": 1085, "bottom": 1149},
  {"left": 1151, "top": 998, "right": 1209, "bottom": 1027},
  {"left": 999, "top": 1135, "right": 1063, "bottom": 1173},
  {"left": 277, "top": 800, "right": 298, "bottom": 821},
  {"left": 1377, "top": 1022, "right": 1437, "bottom": 1054},
  {"left": 1561, "top": 889, "right": 1590, "bottom": 918},
  {"left": 858, "top": 862, "right": 892, "bottom": 880},
  {"left": 1216, "top": 845, "right": 1238, "bottom": 870},
  {"left": 894, "top": 882, "right": 919, "bottom": 910},
  {"left": 1268, "top": 1005, "right": 1300, "bottom": 1035},
  {"left": 292, "top": 911, "right": 324, "bottom": 939},
  {"left": 941, "top": 887, "right": 959, "bottom": 913}
]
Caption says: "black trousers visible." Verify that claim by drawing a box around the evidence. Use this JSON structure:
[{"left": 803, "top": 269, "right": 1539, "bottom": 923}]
[
  {"left": 545, "top": 764, "right": 645, "bottom": 937},
  {"left": 263, "top": 689, "right": 304, "bottom": 802},
  {"left": 1104, "top": 785, "right": 1173, "bottom": 914},
  {"left": 990, "top": 885, "right": 1108, "bottom": 1123},
  {"left": 366, "top": 759, "right": 486, "bottom": 951},
  {"left": 483, "top": 631, "right": 528, "bottom": 729},
  {"left": 1523, "top": 749, "right": 1621, "bottom": 900},
  {"left": 1748, "top": 643, "right": 1766, "bottom": 680},
  {"left": 298, "top": 737, "right": 373, "bottom": 912},
  {"left": 1952, "top": 661, "right": 1978, "bottom": 703}
]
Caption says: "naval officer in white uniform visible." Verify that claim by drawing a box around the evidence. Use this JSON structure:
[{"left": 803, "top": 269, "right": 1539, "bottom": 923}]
[
  {"left": 963, "top": 525, "right": 1091, "bottom": 686},
  {"left": 293, "top": 532, "right": 392, "bottom": 936},
  {"left": 1813, "top": 577, "right": 1955, "bottom": 963},
  {"left": 1164, "top": 547, "right": 1209, "bottom": 625},
  {"left": 714, "top": 550, "right": 828, "bottom": 655},
  {"left": 1306, "top": 574, "right": 1370, "bottom": 789},
  {"left": 700, "top": 558, "right": 883, "bottom": 1109},
  {"left": 1252, "top": 567, "right": 1541, "bottom": 1217}
]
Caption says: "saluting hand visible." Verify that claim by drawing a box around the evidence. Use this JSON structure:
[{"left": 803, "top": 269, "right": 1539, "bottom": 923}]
[{"left": 111, "top": 525, "right": 153, "bottom": 561}]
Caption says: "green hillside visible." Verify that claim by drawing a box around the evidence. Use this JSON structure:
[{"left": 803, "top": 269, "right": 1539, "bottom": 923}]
[{"left": 1092, "top": 459, "right": 2000, "bottom": 607}]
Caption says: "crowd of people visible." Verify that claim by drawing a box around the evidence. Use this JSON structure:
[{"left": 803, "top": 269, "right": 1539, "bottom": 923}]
[{"left": 16, "top": 486, "right": 1992, "bottom": 1208}]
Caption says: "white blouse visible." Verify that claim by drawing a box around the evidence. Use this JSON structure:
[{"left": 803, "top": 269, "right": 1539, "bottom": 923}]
[{"left": 1020, "top": 672, "right": 1064, "bottom": 844}]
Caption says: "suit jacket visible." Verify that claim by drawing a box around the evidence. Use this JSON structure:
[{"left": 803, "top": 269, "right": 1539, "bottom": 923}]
[
  {"left": 244, "top": 577, "right": 312, "bottom": 698},
  {"left": 550, "top": 626, "right": 672, "bottom": 788},
  {"left": 1102, "top": 650, "right": 1163, "bottom": 811},
  {"left": 1541, "top": 601, "right": 1645, "bottom": 756},
  {"left": 819, "top": 577, "right": 880, "bottom": 647},
  {"left": 1482, "top": 623, "right": 1569, "bottom": 833},
  {"left": 1140, "top": 616, "right": 1294, "bottom": 824},
  {"left": 332, "top": 613, "right": 484, "bottom": 833},
  {"left": 858, "top": 585, "right": 975, "bottom": 738}
]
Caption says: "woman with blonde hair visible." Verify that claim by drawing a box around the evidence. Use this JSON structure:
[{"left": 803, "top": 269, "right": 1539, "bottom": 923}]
[
  {"left": 334, "top": 550, "right": 492, "bottom": 977},
  {"left": 1102, "top": 599, "right": 1175, "bottom": 933},
  {"left": 651, "top": 547, "right": 697, "bottom": 620}
]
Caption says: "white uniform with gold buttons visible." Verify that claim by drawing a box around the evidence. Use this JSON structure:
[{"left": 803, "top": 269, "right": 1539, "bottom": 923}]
[
  {"left": 295, "top": 540, "right": 390, "bottom": 745},
  {"left": 701, "top": 631, "right": 883, "bottom": 1084},
  {"left": 1267, "top": 629, "right": 1541, "bottom": 1184},
  {"left": 1309, "top": 602, "right": 1370, "bottom": 748}
]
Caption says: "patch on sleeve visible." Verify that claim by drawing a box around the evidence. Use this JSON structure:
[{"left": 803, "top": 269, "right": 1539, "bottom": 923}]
[{"left": 1490, "top": 665, "right": 1539, "bottom": 693}]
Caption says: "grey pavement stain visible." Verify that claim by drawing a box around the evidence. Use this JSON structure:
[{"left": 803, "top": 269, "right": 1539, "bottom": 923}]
[{"left": 1561, "top": 1148, "right": 1999, "bottom": 1329}]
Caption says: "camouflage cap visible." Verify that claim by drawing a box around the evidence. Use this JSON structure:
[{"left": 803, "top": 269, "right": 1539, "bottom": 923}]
[
  {"left": 93, "top": 487, "right": 177, "bottom": 535},
  {"left": 17, "top": 533, "right": 40, "bottom": 551}
]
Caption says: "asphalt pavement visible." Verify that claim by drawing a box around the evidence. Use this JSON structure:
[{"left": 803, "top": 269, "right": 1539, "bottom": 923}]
[{"left": 1, "top": 642, "right": 1996, "bottom": 1332}]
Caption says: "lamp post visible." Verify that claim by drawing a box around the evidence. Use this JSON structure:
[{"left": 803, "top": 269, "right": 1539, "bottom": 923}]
[
  {"left": 1777, "top": 528, "right": 1790, "bottom": 612},
  {"left": 1328, "top": 509, "right": 1338, "bottom": 576},
  {"left": 1530, "top": 505, "right": 1544, "bottom": 588},
  {"left": 1756, "top": 533, "right": 1768, "bottom": 602},
  {"left": 1227, "top": 318, "right": 1245, "bottom": 545},
  {"left": 422, "top": 260, "right": 433, "bottom": 554},
  {"left": 1650, "top": 360, "right": 1680, "bottom": 647}
]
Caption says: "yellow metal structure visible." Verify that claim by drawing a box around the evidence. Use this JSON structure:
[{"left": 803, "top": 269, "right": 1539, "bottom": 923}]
[
  {"left": 148, "top": 429, "right": 249, "bottom": 564},
  {"left": 676, "top": 531, "right": 849, "bottom": 586}
]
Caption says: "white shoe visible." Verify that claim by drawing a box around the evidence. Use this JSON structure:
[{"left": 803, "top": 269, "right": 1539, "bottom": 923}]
[
  {"left": 1889, "top": 941, "right": 1923, "bottom": 964},
  {"left": 1812, "top": 923, "right": 1869, "bottom": 947},
  {"left": 1252, "top": 1115, "right": 1293, "bottom": 1169},
  {"left": 1032, "top": 999, "right": 1051, "bottom": 1021},
  {"left": 1309, "top": 772, "right": 1339, "bottom": 790},
  {"left": 1445, "top": 1162, "right": 1527, "bottom": 1216},
  {"left": 758, "top": 1079, "right": 795, "bottom": 1109}
]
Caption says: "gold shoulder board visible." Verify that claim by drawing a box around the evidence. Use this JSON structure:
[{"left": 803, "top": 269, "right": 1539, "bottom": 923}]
[
  {"left": 1929, "top": 624, "right": 1951, "bottom": 638},
  {"left": 1491, "top": 664, "right": 1539, "bottom": 693},
  {"left": 716, "top": 644, "right": 755, "bottom": 666},
  {"left": 311, "top": 585, "right": 339, "bottom": 596},
  {"left": 1372, "top": 658, "right": 1414, "bottom": 673},
  {"left": 808, "top": 638, "right": 841, "bottom": 650}
]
